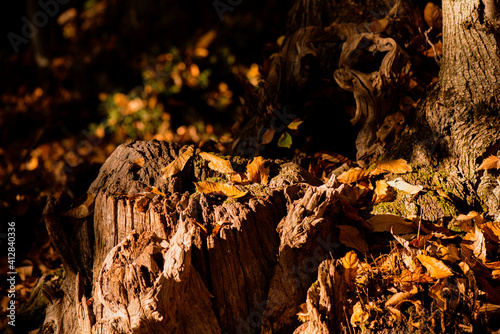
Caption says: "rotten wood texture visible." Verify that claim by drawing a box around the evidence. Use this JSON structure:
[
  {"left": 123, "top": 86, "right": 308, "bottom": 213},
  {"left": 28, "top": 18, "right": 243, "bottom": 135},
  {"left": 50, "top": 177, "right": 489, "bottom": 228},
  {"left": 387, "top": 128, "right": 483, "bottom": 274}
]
[
  {"left": 41, "top": 140, "right": 362, "bottom": 334},
  {"left": 334, "top": 32, "right": 408, "bottom": 164},
  {"left": 293, "top": 260, "right": 348, "bottom": 334}
]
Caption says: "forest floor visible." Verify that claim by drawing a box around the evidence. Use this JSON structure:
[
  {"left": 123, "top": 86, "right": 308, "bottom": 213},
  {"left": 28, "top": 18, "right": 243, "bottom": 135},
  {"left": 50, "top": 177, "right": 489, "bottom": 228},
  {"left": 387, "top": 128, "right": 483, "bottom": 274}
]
[{"left": 1, "top": 1, "right": 500, "bottom": 333}]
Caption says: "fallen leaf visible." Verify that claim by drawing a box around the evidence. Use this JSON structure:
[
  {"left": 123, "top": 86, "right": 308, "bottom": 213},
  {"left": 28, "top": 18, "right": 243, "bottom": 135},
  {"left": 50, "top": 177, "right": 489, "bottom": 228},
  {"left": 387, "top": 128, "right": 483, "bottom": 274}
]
[
  {"left": 368, "top": 214, "right": 416, "bottom": 234},
  {"left": 375, "top": 159, "right": 412, "bottom": 174},
  {"left": 338, "top": 225, "right": 369, "bottom": 253},
  {"left": 478, "top": 155, "right": 500, "bottom": 170},
  {"left": 145, "top": 186, "right": 167, "bottom": 197},
  {"left": 462, "top": 225, "right": 486, "bottom": 262},
  {"left": 428, "top": 279, "right": 446, "bottom": 309},
  {"left": 338, "top": 167, "right": 369, "bottom": 184},
  {"left": 261, "top": 127, "right": 275, "bottom": 144},
  {"left": 372, "top": 180, "right": 396, "bottom": 204},
  {"left": 195, "top": 181, "right": 248, "bottom": 199},
  {"left": 162, "top": 146, "right": 194, "bottom": 178},
  {"left": 212, "top": 220, "right": 227, "bottom": 236},
  {"left": 482, "top": 222, "right": 500, "bottom": 242},
  {"left": 351, "top": 301, "right": 369, "bottom": 327},
  {"left": 246, "top": 156, "right": 269, "bottom": 185},
  {"left": 64, "top": 193, "right": 97, "bottom": 218},
  {"left": 277, "top": 132, "right": 292, "bottom": 148},
  {"left": 199, "top": 152, "right": 234, "bottom": 174},
  {"left": 416, "top": 254, "right": 453, "bottom": 279},
  {"left": 387, "top": 177, "right": 423, "bottom": 195},
  {"left": 385, "top": 285, "right": 418, "bottom": 307},
  {"left": 424, "top": 2, "right": 442, "bottom": 29},
  {"left": 287, "top": 120, "right": 303, "bottom": 130},
  {"left": 342, "top": 250, "right": 359, "bottom": 286},
  {"left": 297, "top": 303, "right": 309, "bottom": 323}
]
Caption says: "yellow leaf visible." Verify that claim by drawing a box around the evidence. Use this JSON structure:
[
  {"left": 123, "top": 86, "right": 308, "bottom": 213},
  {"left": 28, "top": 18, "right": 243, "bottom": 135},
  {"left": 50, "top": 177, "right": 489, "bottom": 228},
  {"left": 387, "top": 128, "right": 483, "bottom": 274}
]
[
  {"left": 338, "top": 167, "right": 369, "bottom": 184},
  {"left": 162, "top": 146, "right": 194, "bottom": 178},
  {"left": 338, "top": 225, "right": 369, "bottom": 253},
  {"left": 375, "top": 159, "right": 412, "bottom": 174},
  {"left": 342, "top": 250, "right": 359, "bottom": 269},
  {"left": 195, "top": 181, "right": 247, "bottom": 199},
  {"left": 478, "top": 155, "right": 500, "bottom": 170},
  {"left": 368, "top": 214, "right": 416, "bottom": 234},
  {"left": 287, "top": 120, "right": 303, "bottom": 130},
  {"left": 416, "top": 254, "right": 453, "bottom": 279},
  {"left": 64, "top": 193, "right": 97, "bottom": 218},
  {"left": 199, "top": 152, "right": 234, "bottom": 174}
]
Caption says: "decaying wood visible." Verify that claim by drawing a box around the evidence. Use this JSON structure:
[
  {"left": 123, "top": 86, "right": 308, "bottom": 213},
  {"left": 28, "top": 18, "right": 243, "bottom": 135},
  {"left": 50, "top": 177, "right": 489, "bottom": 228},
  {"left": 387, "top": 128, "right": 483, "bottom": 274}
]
[
  {"left": 293, "top": 260, "right": 348, "bottom": 334},
  {"left": 42, "top": 140, "right": 358, "bottom": 333},
  {"left": 334, "top": 33, "right": 408, "bottom": 164}
]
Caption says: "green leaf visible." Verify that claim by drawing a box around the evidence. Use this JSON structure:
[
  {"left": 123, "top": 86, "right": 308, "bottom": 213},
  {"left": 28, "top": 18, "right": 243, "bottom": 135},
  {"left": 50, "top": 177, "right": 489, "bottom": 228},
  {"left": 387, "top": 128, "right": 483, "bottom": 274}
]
[
  {"left": 287, "top": 120, "right": 303, "bottom": 130},
  {"left": 278, "top": 132, "right": 292, "bottom": 148}
]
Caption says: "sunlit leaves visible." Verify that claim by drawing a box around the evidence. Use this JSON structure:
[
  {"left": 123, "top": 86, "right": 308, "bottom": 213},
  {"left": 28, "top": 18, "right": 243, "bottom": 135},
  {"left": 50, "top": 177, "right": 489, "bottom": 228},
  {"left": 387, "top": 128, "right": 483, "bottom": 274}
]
[
  {"left": 368, "top": 214, "right": 416, "bottom": 234},
  {"left": 375, "top": 159, "right": 412, "bottom": 174},
  {"left": 478, "top": 155, "right": 500, "bottom": 170},
  {"left": 277, "top": 132, "right": 292, "bottom": 148},
  {"left": 416, "top": 254, "right": 453, "bottom": 279},
  {"left": 162, "top": 146, "right": 194, "bottom": 178},
  {"left": 338, "top": 167, "right": 369, "bottom": 184},
  {"left": 199, "top": 151, "right": 234, "bottom": 174},
  {"left": 195, "top": 181, "right": 247, "bottom": 199}
]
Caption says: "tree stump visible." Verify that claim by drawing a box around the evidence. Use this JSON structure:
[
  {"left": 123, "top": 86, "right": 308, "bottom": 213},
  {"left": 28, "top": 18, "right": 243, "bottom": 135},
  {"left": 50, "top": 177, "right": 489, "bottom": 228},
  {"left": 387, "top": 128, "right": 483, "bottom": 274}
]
[{"left": 41, "top": 140, "right": 363, "bottom": 334}]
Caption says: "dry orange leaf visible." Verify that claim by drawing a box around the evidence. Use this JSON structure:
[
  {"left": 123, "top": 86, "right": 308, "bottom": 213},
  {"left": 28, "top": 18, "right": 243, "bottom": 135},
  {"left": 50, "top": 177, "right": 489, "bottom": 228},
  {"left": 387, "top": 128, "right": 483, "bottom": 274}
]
[
  {"left": 145, "top": 186, "right": 167, "bottom": 197},
  {"left": 195, "top": 181, "right": 247, "bottom": 199},
  {"left": 342, "top": 250, "right": 359, "bottom": 269},
  {"left": 338, "top": 167, "right": 369, "bottom": 184},
  {"left": 478, "top": 155, "right": 500, "bottom": 170},
  {"left": 424, "top": 2, "right": 442, "bottom": 29},
  {"left": 338, "top": 225, "right": 369, "bottom": 253},
  {"left": 375, "top": 159, "right": 412, "bottom": 174},
  {"left": 373, "top": 180, "right": 396, "bottom": 204},
  {"left": 482, "top": 222, "right": 500, "bottom": 242},
  {"left": 199, "top": 152, "right": 234, "bottom": 174},
  {"left": 368, "top": 214, "right": 416, "bottom": 234},
  {"left": 350, "top": 301, "right": 369, "bottom": 327},
  {"left": 416, "top": 254, "right": 453, "bottom": 279},
  {"left": 246, "top": 156, "right": 269, "bottom": 185},
  {"left": 64, "top": 193, "right": 97, "bottom": 218},
  {"left": 162, "top": 146, "right": 194, "bottom": 178}
]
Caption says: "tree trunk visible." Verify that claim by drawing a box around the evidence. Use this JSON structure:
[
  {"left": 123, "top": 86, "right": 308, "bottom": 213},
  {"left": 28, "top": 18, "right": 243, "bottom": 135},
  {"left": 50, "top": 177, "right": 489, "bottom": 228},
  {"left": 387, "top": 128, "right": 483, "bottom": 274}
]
[{"left": 410, "top": 0, "right": 500, "bottom": 211}]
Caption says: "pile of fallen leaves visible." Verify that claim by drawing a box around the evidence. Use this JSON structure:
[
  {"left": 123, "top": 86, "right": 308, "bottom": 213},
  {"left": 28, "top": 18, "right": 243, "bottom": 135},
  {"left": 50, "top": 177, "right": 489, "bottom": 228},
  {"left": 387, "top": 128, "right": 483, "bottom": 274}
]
[{"left": 294, "top": 156, "right": 500, "bottom": 332}]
